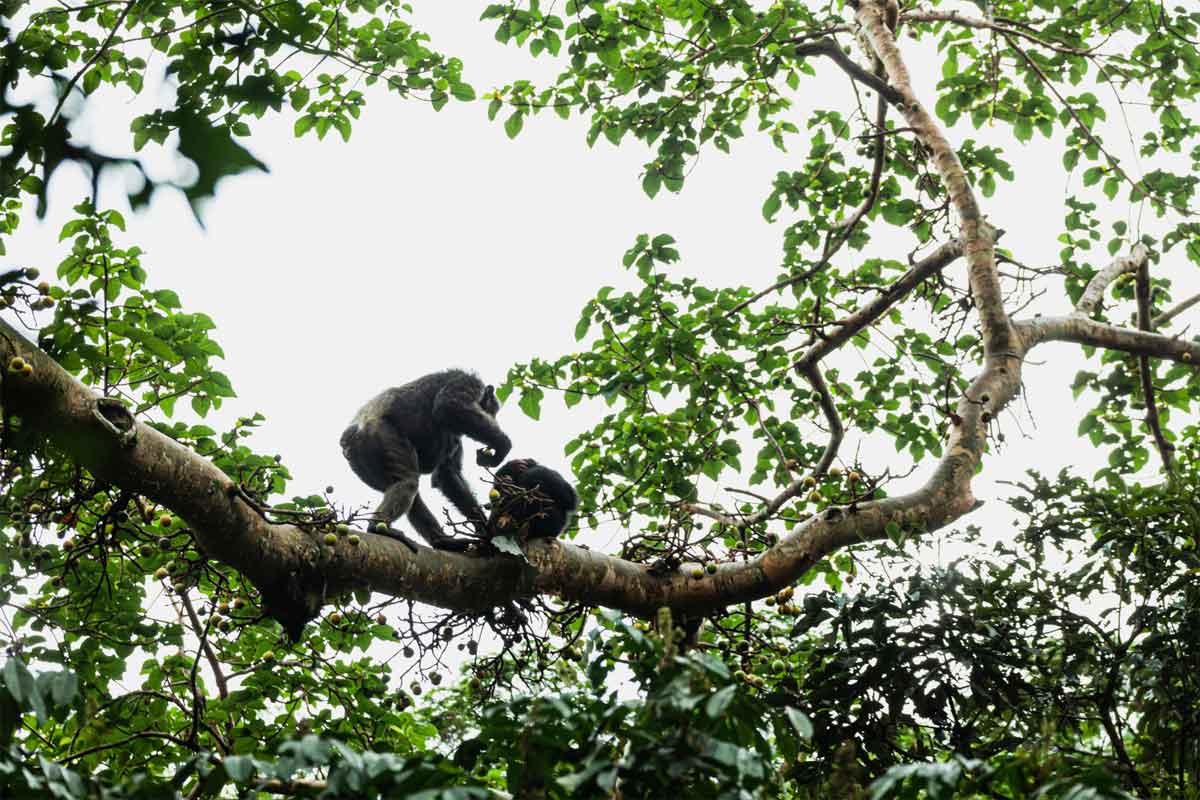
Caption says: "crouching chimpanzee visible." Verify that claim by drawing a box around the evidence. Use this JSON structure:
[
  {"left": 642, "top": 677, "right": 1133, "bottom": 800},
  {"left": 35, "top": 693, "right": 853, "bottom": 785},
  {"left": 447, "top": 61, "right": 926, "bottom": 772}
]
[{"left": 487, "top": 458, "right": 577, "bottom": 542}]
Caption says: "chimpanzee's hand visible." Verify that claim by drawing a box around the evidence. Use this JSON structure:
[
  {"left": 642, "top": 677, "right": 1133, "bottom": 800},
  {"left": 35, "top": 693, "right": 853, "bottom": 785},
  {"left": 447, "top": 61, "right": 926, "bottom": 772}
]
[
  {"left": 477, "top": 446, "right": 504, "bottom": 467},
  {"left": 476, "top": 435, "right": 510, "bottom": 467}
]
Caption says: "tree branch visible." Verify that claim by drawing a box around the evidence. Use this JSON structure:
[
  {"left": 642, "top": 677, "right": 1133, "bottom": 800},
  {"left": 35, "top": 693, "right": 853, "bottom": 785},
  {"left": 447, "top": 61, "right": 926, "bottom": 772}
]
[
  {"left": 794, "top": 238, "right": 966, "bottom": 371},
  {"left": 49, "top": 0, "right": 136, "bottom": 127},
  {"left": 1134, "top": 256, "right": 1174, "bottom": 472},
  {"left": 1074, "top": 244, "right": 1148, "bottom": 316},
  {"left": 1152, "top": 290, "right": 1200, "bottom": 329},
  {"left": 0, "top": 310, "right": 1000, "bottom": 624},
  {"left": 856, "top": 0, "right": 1015, "bottom": 358},
  {"left": 1017, "top": 314, "right": 1200, "bottom": 363},
  {"left": 792, "top": 38, "right": 904, "bottom": 106},
  {"left": 835, "top": 89, "right": 889, "bottom": 234},
  {"left": 800, "top": 365, "right": 845, "bottom": 478},
  {"left": 900, "top": 10, "right": 1093, "bottom": 56},
  {"left": 179, "top": 591, "right": 230, "bottom": 701}
]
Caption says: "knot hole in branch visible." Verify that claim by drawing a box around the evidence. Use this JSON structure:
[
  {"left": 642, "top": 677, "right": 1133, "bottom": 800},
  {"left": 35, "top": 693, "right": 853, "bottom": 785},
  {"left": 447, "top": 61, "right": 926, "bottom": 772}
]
[{"left": 93, "top": 397, "right": 137, "bottom": 448}]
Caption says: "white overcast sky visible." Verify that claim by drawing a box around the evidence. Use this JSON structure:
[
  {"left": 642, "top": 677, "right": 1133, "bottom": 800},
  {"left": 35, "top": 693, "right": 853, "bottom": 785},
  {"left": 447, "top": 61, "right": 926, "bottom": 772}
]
[{"left": 5, "top": 2, "right": 1196, "bottom": 555}]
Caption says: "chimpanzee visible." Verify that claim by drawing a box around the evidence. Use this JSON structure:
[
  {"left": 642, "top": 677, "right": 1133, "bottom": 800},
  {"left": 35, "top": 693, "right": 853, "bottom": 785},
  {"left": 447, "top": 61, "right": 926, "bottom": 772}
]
[
  {"left": 340, "top": 370, "right": 511, "bottom": 552},
  {"left": 487, "top": 458, "right": 577, "bottom": 541}
]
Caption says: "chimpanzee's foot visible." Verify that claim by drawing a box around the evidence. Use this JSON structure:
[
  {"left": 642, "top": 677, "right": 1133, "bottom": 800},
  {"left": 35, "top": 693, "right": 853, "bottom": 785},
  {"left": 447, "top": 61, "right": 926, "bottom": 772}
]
[
  {"left": 369, "top": 522, "right": 419, "bottom": 553},
  {"left": 430, "top": 535, "right": 473, "bottom": 553}
]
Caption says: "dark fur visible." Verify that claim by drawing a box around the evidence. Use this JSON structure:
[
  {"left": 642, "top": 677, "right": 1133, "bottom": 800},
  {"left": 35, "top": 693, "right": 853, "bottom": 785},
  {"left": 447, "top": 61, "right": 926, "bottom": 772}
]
[
  {"left": 341, "top": 370, "right": 511, "bottom": 551},
  {"left": 487, "top": 458, "right": 577, "bottom": 540}
]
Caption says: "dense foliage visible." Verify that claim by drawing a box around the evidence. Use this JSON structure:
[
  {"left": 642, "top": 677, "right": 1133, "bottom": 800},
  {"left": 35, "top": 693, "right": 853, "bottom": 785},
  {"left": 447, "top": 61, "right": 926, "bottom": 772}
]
[{"left": 1, "top": 0, "right": 1199, "bottom": 797}]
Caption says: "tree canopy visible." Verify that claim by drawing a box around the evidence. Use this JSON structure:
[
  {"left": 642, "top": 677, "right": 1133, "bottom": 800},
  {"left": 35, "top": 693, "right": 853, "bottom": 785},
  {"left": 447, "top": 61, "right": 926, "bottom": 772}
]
[{"left": 0, "top": 0, "right": 1199, "bottom": 797}]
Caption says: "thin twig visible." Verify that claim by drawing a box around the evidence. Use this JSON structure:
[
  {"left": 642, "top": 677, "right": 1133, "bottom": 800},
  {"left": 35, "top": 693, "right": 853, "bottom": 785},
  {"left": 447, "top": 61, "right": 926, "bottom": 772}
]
[
  {"left": 1003, "top": 33, "right": 1193, "bottom": 217},
  {"left": 680, "top": 366, "right": 845, "bottom": 531},
  {"left": 48, "top": 0, "right": 136, "bottom": 126},
  {"left": 836, "top": 91, "right": 889, "bottom": 234},
  {"left": 179, "top": 591, "right": 230, "bottom": 700}
]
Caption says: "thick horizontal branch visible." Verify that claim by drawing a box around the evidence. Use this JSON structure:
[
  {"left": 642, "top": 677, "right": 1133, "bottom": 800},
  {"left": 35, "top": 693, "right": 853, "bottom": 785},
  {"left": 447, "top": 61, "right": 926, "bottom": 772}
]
[
  {"left": 0, "top": 316, "right": 991, "bottom": 625},
  {"left": 0, "top": 318, "right": 558, "bottom": 632},
  {"left": 0, "top": 0, "right": 1029, "bottom": 634}
]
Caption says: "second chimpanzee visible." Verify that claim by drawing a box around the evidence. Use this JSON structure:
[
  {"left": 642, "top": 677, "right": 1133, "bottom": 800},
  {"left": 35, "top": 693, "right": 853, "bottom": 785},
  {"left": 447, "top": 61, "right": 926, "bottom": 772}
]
[{"left": 487, "top": 458, "right": 577, "bottom": 541}]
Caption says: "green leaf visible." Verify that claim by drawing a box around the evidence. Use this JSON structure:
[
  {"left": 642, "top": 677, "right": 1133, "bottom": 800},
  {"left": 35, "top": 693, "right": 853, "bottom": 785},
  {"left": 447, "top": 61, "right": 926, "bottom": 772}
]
[
  {"left": 223, "top": 755, "right": 254, "bottom": 782},
  {"left": 642, "top": 169, "right": 661, "bottom": 199},
  {"left": 785, "top": 707, "right": 813, "bottom": 739},
  {"left": 519, "top": 387, "right": 543, "bottom": 420},
  {"left": 141, "top": 335, "right": 181, "bottom": 364},
  {"left": 504, "top": 111, "right": 524, "bottom": 139},
  {"left": 761, "top": 192, "right": 782, "bottom": 222},
  {"left": 705, "top": 685, "right": 736, "bottom": 718},
  {"left": 574, "top": 314, "right": 592, "bottom": 341},
  {"left": 2, "top": 660, "right": 33, "bottom": 704}
]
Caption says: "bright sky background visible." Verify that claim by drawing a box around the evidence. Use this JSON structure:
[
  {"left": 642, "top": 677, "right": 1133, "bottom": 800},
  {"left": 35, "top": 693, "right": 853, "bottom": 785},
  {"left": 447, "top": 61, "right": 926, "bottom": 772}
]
[{"left": 5, "top": 2, "right": 1196, "bottom": 564}]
